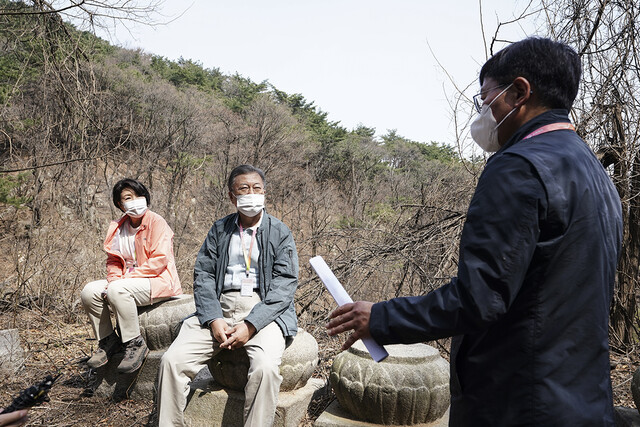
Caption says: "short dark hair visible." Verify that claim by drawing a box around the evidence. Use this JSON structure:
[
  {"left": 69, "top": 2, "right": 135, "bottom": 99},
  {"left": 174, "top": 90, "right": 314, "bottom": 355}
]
[
  {"left": 227, "top": 165, "right": 266, "bottom": 191},
  {"left": 112, "top": 178, "right": 151, "bottom": 209},
  {"left": 479, "top": 37, "right": 581, "bottom": 110}
]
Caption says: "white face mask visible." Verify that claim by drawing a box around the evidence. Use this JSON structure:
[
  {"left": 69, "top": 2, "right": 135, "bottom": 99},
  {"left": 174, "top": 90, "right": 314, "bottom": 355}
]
[
  {"left": 470, "top": 84, "right": 515, "bottom": 152},
  {"left": 123, "top": 197, "right": 148, "bottom": 219},
  {"left": 235, "top": 193, "right": 265, "bottom": 217}
]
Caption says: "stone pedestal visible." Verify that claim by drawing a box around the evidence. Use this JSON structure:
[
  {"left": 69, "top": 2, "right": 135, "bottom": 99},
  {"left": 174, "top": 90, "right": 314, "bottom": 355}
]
[
  {"left": 95, "top": 294, "right": 196, "bottom": 400},
  {"left": 326, "top": 341, "right": 450, "bottom": 426},
  {"left": 183, "top": 329, "right": 321, "bottom": 427},
  {"left": 632, "top": 367, "right": 640, "bottom": 415},
  {"left": 315, "top": 400, "right": 449, "bottom": 427},
  {"left": 615, "top": 406, "right": 640, "bottom": 427},
  {"left": 207, "top": 327, "right": 319, "bottom": 392},
  {"left": 185, "top": 377, "right": 326, "bottom": 427},
  {"left": 0, "top": 329, "right": 24, "bottom": 374}
]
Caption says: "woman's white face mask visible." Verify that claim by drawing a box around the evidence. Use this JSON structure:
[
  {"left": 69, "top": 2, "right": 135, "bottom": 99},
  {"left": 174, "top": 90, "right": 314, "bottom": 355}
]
[
  {"left": 470, "top": 84, "right": 516, "bottom": 152},
  {"left": 235, "top": 193, "right": 265, "bottom": 217},
  {"left": 123, "top": 197, "right": 148, "bottom": 218}
]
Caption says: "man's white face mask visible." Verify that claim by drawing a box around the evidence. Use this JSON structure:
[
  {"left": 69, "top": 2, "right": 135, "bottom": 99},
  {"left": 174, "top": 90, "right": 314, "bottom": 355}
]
[
  {"left": 235, "top": 193, "right": 265, "bottom": 217},
  {"left": 470, "top": 83, "right": 516, "bottom": 152}
]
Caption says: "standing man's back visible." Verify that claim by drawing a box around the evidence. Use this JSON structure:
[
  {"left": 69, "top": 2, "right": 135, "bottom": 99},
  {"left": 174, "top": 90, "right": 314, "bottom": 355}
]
[
  {"left": 326, "top": 37, "right": 623, "bottom": 427},
  {"left": 447, "top": 109, "right": 621, "bottom": 425}
]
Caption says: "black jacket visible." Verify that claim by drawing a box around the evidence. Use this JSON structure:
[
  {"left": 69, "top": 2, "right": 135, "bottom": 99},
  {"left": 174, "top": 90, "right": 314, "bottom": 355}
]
[{"left": 370, "top": 110, "right": 622, "bottom": 426}]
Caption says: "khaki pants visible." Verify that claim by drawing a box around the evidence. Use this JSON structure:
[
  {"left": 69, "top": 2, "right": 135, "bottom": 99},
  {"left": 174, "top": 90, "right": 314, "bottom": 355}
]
[
  {"left": 81, "top": 278, "right": 163, "bottom": 342},
  {"left": 157, "top": 291, "right": 286, "bottom": 427}
]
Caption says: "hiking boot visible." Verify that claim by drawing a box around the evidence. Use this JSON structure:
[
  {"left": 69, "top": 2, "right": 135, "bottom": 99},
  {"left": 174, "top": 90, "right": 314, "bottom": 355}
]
[
  {"left": 117, "top": 335, "right": 148, "bottom": 374},
  {"left": 87, "top": 332, "right": 121, "bottom": 369}
]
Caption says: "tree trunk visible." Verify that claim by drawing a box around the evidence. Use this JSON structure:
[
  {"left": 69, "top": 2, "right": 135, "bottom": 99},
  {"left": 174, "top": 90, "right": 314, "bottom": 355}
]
[{"left": 607, "top": 106, "right": 639, "bottom": 350}]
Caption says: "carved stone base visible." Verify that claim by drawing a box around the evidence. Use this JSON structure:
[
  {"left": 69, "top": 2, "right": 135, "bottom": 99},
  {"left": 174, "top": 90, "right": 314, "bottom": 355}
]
[
  {"left": 95, "top": 349, "right": 163, "bottom": 400},
  {"left": 632, "top": 367, "right": 640, "bottom": 415},
  {"left": 330, "top": 341, "right": 450, "bottom": 425},
  {"left": 208, "top": 328, "right": 318, "bottom": 392},
  {"left": 184, "top": 377, "right": 326, "bottom": 427},
  {"left": 0, "top": 329, "right": 24, "bottom": 375},
  {"left": 183, "top": 328, "right": 321, "bottom": 426},
  {"left": 93, "top": 295, "right": 195, "bottom": 400},
  {"left": 315, "top": 400, "right": 449, "bottom": 427}
]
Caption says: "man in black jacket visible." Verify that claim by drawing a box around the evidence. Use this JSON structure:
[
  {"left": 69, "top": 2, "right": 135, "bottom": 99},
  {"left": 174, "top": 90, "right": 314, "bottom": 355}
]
[{"left": 327, "top": 37, "right": 622, "bottom": 426}]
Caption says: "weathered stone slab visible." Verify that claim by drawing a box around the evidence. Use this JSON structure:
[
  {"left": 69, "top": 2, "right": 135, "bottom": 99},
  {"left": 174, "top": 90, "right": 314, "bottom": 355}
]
[
  {"left": 184, "top": 377, "right": 326, "bottom": 427},
  {"left": 632, "top": 367, "right": 640, "bottom": 416},
  {"left": 139, "top": 294, "right": 197, "bottom": 350},
  {"left": 615, "top": 406, "right": 640, "bottom": 427},
  {"left": 94, "top": 294, "right": 195, "bottom": 400},
  {"left": 330, "top": 341, "right": 450, "bottom": 425},
  {"left": 314, "top": 400, "right": 449, "bottom": 427},
  {"left": 183, "top": 329, "right": 320, "bottom": 426},
  {"left": 95, "top": 349, "right": 164, "bottom": 400},
  {"left": 0, "top": 329, "right": 24, "bottom": 374},
  {"left": 208, "top": 328, "right": 318, "bottom": 392}
]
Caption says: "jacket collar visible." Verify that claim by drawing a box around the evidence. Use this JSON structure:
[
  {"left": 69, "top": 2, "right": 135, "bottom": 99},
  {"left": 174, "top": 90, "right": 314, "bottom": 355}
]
[
  {"left": 228, "top": 210, "right": 269, "bottom": 236},
  {"left": 115, "top": 210, "right": 151, "bottom": 231},
  {"left": 496, "top": 109, "right": 571, "bottom": 154},
  {"left": 232, "top": 208, "right": 268, "bottom": 234}
]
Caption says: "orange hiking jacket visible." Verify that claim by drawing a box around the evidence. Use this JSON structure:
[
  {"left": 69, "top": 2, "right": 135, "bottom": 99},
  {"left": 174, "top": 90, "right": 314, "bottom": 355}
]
[{"left": 104, "top": 210, "right": 182, "bottom": 299}]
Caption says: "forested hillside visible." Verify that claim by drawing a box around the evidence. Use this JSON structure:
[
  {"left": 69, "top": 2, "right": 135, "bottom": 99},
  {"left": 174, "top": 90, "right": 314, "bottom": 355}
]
[{"left": 0, "top": 0, "right": 474, "bottom": 342}]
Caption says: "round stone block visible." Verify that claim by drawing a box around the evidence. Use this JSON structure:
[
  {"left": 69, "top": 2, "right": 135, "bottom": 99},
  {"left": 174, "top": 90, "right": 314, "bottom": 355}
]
[
  {"left": 632, "top": 366, "right": 640, "bottom": 415},
  {"left": 0, "top": 329, "right": 24, "bottom": 374},
  {"left": 330, "top": 341, "right": 450, "bottom": 425},
  {"left": 207, "top": 328, "right": 318, "bottom": 392},
  {"left": 138, "top": 294, "right": 196, "bottom": 350}
]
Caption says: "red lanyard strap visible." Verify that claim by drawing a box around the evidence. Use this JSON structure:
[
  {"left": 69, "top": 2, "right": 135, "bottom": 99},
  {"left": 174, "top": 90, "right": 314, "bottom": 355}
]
[{"left": 522, "top": 122, "right": 576, "bottom": 140}]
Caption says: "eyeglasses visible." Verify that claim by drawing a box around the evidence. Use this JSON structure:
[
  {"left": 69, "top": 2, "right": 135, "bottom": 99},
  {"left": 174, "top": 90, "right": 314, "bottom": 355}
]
[
  {"left": 473, "top": 84, "right": 508, "bottom": 114},
  {"left": 234, "top": 184, "right": 264, "bottom": 195}
]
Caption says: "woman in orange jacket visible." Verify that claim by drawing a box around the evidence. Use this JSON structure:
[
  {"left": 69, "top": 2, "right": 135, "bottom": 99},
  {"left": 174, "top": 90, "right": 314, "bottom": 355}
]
[{"left": 81, "top": 179, "right": 182, "bottom": 373}]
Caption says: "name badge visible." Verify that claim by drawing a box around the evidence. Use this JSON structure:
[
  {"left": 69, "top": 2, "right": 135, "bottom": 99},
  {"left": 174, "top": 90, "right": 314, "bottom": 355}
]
[{"left": 241, "top": 277, "right": 256, "bottom": 297}]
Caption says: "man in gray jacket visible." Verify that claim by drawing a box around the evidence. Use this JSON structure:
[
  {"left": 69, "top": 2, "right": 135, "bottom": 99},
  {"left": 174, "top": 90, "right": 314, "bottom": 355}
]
[{"left": 157, "top": 164, "right": 299, "bottom": 427}]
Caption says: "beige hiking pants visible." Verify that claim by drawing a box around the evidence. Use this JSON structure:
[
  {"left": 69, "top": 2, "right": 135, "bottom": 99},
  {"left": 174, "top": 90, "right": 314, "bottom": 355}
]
[
  {"left": 157, "top": 291, "right": 286, "bottom": 427},
  {"left": 81, "top": 278, "right": 163, "bottom": 342}
]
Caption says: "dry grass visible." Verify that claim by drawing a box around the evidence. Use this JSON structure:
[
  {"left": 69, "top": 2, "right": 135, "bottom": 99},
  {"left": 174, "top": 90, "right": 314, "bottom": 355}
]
[{"left": 0, "top": 309, "right": 153, "bottom": 426}]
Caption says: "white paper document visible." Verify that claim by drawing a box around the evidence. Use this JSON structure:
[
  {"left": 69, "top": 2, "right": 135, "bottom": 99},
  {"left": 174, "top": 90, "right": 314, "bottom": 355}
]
[{"left": 309, "top": 256, "right": 389, "bottom": 362}]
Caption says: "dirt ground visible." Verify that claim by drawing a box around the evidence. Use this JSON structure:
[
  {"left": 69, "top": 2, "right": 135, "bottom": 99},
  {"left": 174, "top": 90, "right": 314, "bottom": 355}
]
[{"left": 0, "top": 310, "right": 638, "bottom": 426}]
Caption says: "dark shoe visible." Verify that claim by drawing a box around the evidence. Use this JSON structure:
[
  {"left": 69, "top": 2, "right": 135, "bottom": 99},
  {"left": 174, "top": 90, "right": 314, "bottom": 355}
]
[
  {"left": 87, "top": 332, "right": 121, "bottom": 369},
  {"left": 117, "top": 335, "right": 148, "bottom": 374}
]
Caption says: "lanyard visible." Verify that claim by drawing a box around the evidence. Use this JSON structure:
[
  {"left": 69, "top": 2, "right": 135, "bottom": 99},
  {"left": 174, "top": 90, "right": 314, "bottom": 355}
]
[
  {"left": 238, "top": 223, "right": 257, "bottom": 278},
  {"left": 522, "top": 122, "right": 575, "bottom": 140}
]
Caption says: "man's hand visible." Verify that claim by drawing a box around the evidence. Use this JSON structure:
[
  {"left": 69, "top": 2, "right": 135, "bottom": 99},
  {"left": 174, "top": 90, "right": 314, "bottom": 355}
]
[
  {"left": 220, "top": 321, "right": 256, "bottom": 350},
  {"left": 326, "top": 301, "right": 374, "bottom": 351},
  {"left": 0, "top": 410, "right": 29, "bottom": 427},
  {"left": 210, "top": 318, "right": 230, "bottom": 344}
]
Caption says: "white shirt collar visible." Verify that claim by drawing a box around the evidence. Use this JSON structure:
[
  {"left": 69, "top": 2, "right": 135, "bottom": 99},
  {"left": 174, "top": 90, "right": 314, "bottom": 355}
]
[{"left": 235, "top": 211, "right": 263, "bottom": 231}]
